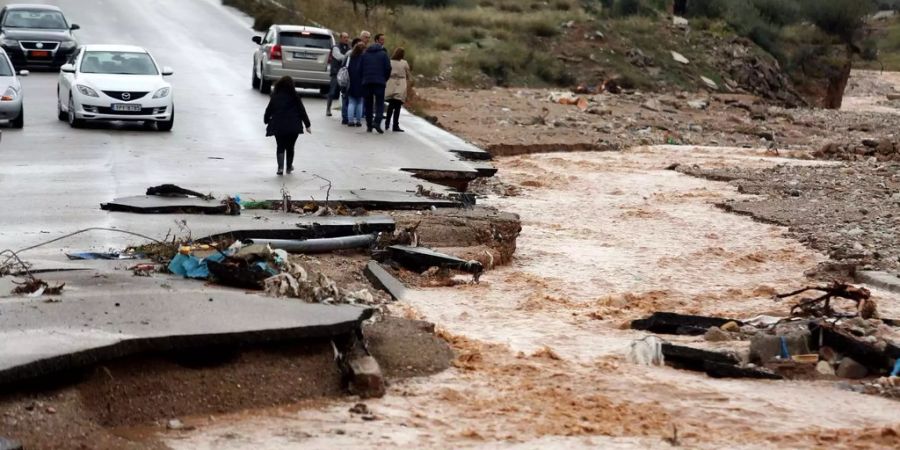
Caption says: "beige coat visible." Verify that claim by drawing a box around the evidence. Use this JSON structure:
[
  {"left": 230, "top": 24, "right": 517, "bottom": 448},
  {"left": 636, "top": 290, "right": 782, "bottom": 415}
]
[{"left": 385, "top": 59, "right": 411, "bottom": 102}]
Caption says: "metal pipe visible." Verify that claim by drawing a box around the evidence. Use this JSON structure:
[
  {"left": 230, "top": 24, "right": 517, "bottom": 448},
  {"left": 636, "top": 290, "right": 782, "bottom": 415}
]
[{"left": 247, "top": 234, "right": 376, "bottom": 253}]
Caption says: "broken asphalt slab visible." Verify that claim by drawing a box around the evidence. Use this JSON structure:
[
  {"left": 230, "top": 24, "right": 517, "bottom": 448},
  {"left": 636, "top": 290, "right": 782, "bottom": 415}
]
[
  {"left": 364, "top": 261, "right": 408, "bottom": 301},
  {"left": 0, "top": 270, "right": 372, "bottom": 385},
  {"left": 101, "top": 196, "right": 234, "bottom": 214},
  {"left": 632, "top": 312, "right": 741, "bottom": 336},
  {"left": 197, "top": 215, "right": 395, "bottom": 242},
  {"left": 387, "top": 245, "right": 484, "bottom": 276}
]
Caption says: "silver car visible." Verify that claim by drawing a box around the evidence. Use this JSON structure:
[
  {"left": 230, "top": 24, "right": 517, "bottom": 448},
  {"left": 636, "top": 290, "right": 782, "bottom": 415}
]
[
  {"left": 251, "top": 25, "right": 334, "bottom": 95},
  {"left": 0, "top": 48, "right": 25, "bottom": 128}
]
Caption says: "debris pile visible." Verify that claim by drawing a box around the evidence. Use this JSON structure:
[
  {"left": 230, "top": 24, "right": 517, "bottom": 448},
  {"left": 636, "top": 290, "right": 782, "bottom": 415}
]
[{"left": 628, "top": 283, "right": 899, "bottom": 396}]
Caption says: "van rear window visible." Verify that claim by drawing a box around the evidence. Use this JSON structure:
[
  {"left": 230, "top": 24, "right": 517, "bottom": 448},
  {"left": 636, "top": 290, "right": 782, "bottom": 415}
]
[{"left": 279, "top": 32, "right": 332, "bottom": 49}]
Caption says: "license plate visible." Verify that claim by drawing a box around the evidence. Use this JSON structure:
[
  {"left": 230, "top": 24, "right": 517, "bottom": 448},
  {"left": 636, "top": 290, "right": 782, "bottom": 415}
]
[
  {"left": 112, "top": 104, "right": 142, "bottom": 112},
  {"left": 30, "top": 50, "right": 49, "bottom": 58},
  {"left": 293, "top": 52, "right": 316, "bottom": 60}
]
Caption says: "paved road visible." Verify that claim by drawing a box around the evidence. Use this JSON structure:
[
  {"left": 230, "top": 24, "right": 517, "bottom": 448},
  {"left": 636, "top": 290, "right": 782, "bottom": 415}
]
[{"left": 0, "top": 0, "right": 481, "bottom": 258}]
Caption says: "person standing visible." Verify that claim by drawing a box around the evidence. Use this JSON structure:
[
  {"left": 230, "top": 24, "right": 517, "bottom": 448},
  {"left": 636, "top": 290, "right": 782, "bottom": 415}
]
[
  {"left": 359, "top": 33, "right": 391, "bottom": 134},
  {"left": 264, "top": 76, "right": 311, "bottom": 176},
  {"left": 346, "top": 42, "right": 366, "bottom": 127},
  {"left": 359, "top": 30, "right": 371, "bottom": 46},
  {"left": 384, "top": 47, "right": 411, "bottom": 132},
  {"left": 326, "top": 32, "right": 350, "bottom": 121}
]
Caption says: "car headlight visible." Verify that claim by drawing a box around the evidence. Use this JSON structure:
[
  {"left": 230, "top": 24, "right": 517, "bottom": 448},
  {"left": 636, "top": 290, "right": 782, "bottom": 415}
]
[
  {"left": 0, "top": 86, "right": 17, "bottom": 101},
  {"left": 0, "top": 38, "right": 17, "bottom": 47},
  {"left": 152, "top": 87, "right": 170, "bottom": 99},
  {"left": 59, "top": 41, "right": 77, "bottom": 50},
  {"left": 76, "top": 85, "right": 99, "bottom": 97}
]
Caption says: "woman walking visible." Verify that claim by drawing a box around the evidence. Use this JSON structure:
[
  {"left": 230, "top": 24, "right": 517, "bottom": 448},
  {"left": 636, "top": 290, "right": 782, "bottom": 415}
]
[
  {"left": 346, "top": 42, "right": 366, "bottom": 127},
  {"left": 384, "top": 47, "right": 411, "bottom": 132},
  {"left": 264, "top": 76, "right": 311, "bottom": 175}
]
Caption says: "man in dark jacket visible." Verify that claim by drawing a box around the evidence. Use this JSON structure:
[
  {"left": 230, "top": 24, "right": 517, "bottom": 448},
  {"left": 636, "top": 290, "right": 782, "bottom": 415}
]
[
  {"left": 327, "top": 32, "right": 350, "bottom": 122},
  {"left": 359, "top": 33, "right": 392, "bottom": 134}
]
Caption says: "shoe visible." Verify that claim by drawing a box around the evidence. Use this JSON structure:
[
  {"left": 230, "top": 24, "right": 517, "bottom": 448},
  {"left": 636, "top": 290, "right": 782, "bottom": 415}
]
[
  {"left": 355, "top": 123, "right": 363, "bottom": 127},
  {"left": 276, "top": 170, "right": 283, "bottom": 176},
  {"left": 367, "top": 127, "right": 373, "bottom": 133},
  {"left": 393, "top": 127, "right": 405, "bottom": 132},
  {"left": 341, "top": 120, "right": 348, "bottom": 125},
  {"left": 287, "top": 166, "right": 294, "bottom": 174},
  {"left": 326, "top": 111, "right": 332, "bottom": 117},
  {"left": 374, "top": 126, "right": 384, "bottom": 134}
]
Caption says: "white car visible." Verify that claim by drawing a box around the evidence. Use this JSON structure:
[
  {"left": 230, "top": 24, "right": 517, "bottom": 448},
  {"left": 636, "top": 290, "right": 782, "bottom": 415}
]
[
  {"left": 0, "top": 48, "right": 26, "bottom": 128},
  {"left": 57, "top": 44, "right": 174, "bottom": 130}
]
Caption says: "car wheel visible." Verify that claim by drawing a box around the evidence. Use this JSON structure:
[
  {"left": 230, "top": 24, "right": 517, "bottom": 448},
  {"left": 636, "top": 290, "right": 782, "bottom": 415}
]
[
  {"left": 11, "top": 107, "right": 23, "bottom": 129},
  {"left": 251, "top": 65, "right": 261, "bottom": 89},
  {"left": 57, "top": 89, "right": 67, "bottom": 121},
  {"left": 259, "top": 66, "right": 271, "bottom": 94},
  {"left": 157, "top": 106, "right": 174, "bottom": 132},
  {"left": 68, "top": 95, "right": 84, "bottom": 128}
]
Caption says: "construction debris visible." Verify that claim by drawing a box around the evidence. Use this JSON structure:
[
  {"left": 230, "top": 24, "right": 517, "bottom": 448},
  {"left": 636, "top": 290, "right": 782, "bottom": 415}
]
[
  {"left": 387, "top": 245, "right": 484, "bottom": 282},
  {"left": 11, "top": 278, "right": 65, "bottom": 297},
  {"left": 631, "top": 312, "right": 740, "bottom": 336}
]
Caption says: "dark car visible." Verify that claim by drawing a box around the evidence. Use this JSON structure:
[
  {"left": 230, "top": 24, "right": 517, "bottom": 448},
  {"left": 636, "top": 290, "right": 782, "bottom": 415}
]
[{"left": 0, "top": 4, "right": 79, "bottom": 70}]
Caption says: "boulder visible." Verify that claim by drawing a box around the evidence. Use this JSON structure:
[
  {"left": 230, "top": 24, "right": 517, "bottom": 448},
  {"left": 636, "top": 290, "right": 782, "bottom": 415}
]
[
  {"left": 671, "top": 51, "right": 689, "bottom": 65},
  {"left": 836, "top": 357, "right": 868, "bottom": 379},
  {"left": 749, "top": 329, "right": 811, "bottom": 364}
]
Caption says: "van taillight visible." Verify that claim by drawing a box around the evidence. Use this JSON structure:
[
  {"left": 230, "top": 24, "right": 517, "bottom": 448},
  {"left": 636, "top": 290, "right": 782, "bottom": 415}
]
[{"left": 270, "top": 44, "right": 283, "bottom": 60}]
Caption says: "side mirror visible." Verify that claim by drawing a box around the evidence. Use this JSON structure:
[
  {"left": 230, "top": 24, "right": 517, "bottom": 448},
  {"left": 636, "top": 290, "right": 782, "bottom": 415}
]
[
  {"left": 60, "top": 64, "right": 75, "bottom": 73},
  {"left": 252, "top": 36, "right": 262, "bottom": 45},
  {"left": 161, "top": 67, "right": 174, "bottom": 76},
  {"left": 18, "top": 69, "right": 28, "bottom": 76},
  {"left": 70, "top": 24, "right": 80, "bottom": 31}
]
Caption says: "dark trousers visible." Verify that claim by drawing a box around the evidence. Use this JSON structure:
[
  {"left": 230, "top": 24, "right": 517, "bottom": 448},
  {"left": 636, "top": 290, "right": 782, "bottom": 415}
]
[
  {"left": 275, "top": 133, "right": 299, "bottom": 170},
  {"left": 363, "top": 83, "right": 386, "bottom": 129},
  {"left": 384, "top": 99, "right": 403, "bottom": 128}
]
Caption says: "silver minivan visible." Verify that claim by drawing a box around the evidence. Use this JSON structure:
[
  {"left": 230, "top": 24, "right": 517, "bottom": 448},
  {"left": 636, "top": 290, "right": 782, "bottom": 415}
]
[{"left": 251, "top": 25, "right": 334, "bottom": 95}]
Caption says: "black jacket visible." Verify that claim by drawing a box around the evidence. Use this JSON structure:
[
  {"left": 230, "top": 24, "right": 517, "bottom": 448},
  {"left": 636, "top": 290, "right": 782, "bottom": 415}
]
[
  {"left": 264, "top": 91, "right": 311, "bottom": 136},
  {"left": 360, "top": 44, "right": 391, "bottom": 86}
]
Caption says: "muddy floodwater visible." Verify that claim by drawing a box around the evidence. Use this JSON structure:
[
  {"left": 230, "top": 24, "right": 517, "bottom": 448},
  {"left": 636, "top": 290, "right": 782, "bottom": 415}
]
[{"left": 167, "top": 145, "right": 900, "bottom": 449}]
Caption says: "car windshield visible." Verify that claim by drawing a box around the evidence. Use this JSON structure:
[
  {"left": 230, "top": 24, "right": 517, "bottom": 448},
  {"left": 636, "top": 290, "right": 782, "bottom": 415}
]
[
  {"left": 0, "top": 57, "right": 12, "bottom": 76},
  {"left": 3, "top": 10, "right": 68, "bottom": 29},
  {"left": 80, "top": 51, "right": 158, "bottom": 75},
  {"left": 279, "top": 32, "right": 331, "bottom": 49}
]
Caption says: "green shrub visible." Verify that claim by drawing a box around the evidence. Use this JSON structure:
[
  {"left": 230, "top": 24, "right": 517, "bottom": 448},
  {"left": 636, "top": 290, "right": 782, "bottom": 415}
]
[{"left": 688, "top": 0, "right": 728, "bottom": 18}]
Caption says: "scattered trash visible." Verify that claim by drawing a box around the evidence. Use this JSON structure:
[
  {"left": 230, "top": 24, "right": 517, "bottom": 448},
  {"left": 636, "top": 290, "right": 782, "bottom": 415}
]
[
  {"left": 66, "top": 251, "right": 142, "bottom": 261},
  {"left": 146, "top": 184, "right": 213, "bottom": 200},
  {"left": 168, "top": 252, "right": 228, "bottom": 279},
  {"left": 626, "top": 336, "right": 664, "bottom": 366},
  {"left": 11, "top": 278, "right": 65, "bottom": 296}
]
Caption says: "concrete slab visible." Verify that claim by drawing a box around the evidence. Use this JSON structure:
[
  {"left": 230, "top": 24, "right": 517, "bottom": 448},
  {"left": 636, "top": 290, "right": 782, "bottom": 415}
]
[
  {"left": 856, "top": 270, "right": 900, "bottom": 294},
  {"left": 0, "top": 270, "right": 372, "bottom": 385}
]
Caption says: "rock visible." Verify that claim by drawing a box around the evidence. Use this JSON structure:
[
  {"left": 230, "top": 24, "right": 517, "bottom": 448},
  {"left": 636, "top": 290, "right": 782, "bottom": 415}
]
[
  {"left": 348, "top": 356, "right": 386, "bottom": 399},
  {"left": 641, "top": 98, "right": 662, "bottom": 112},
  {"left": 167, "top": 419, "right": 184, "bottom": 430},
  {"left": 816, "top": 361, "right": 835, "bottom": 376},
  {"left": 671, "top": 51, "right": 689, "bottom": 65},
  {"left": 673, "top": 16, "right": 689, "bottom": 28},
  {"left": 587, "top": 107, "right": 612, "bottom": 116},
  {"left": 886, "top": 93, "right": 900, "bottom": 101},
  {"left": 862, "top": 138, "right": 879, "bottom": 148},
  {"left": 687, "top": 100, "right": 708, "bottom": 110},
  {"left": 721, "top": 321, "right": 741, "bottom": 332},
  {"left": 700, "top": 76, "right": 718, "bottom": 90},
  {"left": 704, "top": 326, "right": 731, "bottom": 342},
  {"left": 836, "top": 357, "right": 868, "bottom": 379},
  {"left": 595, "top": 31, "right": 605, "bottom": 40},
  {"left": 45, "top": 406, "right": 56, "bottom": 414}
]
